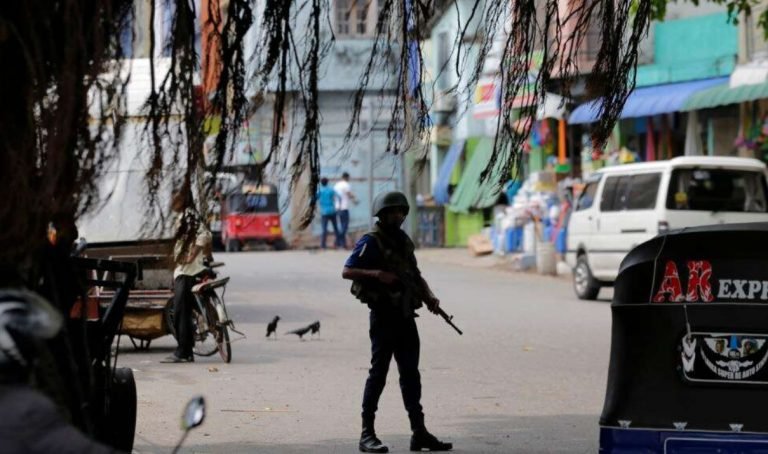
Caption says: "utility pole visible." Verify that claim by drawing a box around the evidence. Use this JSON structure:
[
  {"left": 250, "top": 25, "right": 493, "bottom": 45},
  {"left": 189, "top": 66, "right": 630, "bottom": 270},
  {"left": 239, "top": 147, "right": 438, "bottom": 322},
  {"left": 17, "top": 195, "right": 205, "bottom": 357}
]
[{"left": 368, "top": 100, "right": 375, "bottom": 230}]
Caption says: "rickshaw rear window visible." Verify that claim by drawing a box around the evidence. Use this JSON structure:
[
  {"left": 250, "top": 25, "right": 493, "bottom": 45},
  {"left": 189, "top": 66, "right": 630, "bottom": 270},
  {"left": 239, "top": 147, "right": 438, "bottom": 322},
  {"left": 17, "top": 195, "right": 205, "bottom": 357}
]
[
  {"left": 666, "top": 168, "right": 768, "bottom": 213},
  {"left": 227, "top": 193, "right": 279, "bottom": 213}
]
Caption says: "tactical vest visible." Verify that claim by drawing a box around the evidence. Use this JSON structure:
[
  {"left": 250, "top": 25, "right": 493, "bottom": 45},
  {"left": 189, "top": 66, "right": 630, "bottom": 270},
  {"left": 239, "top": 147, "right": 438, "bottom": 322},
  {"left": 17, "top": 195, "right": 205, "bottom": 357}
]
[{"left": 350, "top": 227, "right": 423, "bottom": 316}]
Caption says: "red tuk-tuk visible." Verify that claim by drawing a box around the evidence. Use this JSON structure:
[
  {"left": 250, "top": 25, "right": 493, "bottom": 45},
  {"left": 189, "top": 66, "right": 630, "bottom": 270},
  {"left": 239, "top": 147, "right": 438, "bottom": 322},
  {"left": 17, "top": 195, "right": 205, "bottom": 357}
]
[{"left": 222, "top": 182, "right": 287, "bottom": 251}]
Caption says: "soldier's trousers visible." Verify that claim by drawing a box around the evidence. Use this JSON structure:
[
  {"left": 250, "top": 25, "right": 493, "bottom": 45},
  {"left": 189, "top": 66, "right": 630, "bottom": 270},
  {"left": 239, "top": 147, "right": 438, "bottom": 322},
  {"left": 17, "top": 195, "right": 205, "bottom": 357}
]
[{"left": 362, "top": 309, "right": 424, "bottom": 431}]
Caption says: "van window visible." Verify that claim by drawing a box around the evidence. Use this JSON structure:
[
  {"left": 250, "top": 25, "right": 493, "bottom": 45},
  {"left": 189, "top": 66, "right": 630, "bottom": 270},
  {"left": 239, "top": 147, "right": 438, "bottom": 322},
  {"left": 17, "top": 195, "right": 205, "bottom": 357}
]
[
  {"left": 601, "top": 173, "right": 661, "bottom": 211},
  {"left": 600, "top": 176, "right": 630, "bottom": 211},
  {"left": 626, "top": 173, "right": 661, "bottom": 210},
  {"left": 576, "top": 179, "right": 599, "bottom": 211},
  {"left": 666, "top": 168, "right": 768, "bottom": 213}
]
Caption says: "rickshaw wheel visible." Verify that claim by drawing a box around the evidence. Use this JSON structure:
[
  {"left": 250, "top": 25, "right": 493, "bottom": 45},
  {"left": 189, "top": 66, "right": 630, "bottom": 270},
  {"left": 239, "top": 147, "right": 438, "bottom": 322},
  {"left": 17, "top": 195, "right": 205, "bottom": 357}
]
[
  {"left": 573, "top": 255, "right": 600, "bottom": 300},
  {"left": 106, "top": 367, "right": 137, "bottom": 452}
]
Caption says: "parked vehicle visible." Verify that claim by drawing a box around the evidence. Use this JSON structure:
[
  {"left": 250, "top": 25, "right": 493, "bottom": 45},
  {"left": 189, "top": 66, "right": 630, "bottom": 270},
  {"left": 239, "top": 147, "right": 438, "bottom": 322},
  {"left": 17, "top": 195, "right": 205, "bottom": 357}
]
[
  {"left": 222, "top": 182, "right": 288, "bottom": 252},
  {"left": 567, "top": 156, "right": 768, "bottom": 300},
  {"left": 85, "top": 241, "right": 239, "bottom": 363},
  {"left": 602, "top": 223, "right": 768, "bottom": 451}
]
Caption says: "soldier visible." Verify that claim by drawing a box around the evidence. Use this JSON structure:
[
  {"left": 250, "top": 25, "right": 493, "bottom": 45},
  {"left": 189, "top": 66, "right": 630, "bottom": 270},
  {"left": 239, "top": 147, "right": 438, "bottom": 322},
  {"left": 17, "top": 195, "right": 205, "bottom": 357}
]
[{"left": 342, "top": 191, "right": 453, "bottom": 453}]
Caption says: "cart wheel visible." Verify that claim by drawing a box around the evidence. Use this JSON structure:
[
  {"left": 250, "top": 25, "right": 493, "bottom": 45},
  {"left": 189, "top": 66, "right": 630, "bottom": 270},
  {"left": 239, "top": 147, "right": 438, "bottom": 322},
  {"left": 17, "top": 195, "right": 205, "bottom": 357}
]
[
  {"left": 573, "top": 255, "right": 600, "bottom": 301},
  {"left": 106, "top": 367, "right": 137, "bottom": 452}
]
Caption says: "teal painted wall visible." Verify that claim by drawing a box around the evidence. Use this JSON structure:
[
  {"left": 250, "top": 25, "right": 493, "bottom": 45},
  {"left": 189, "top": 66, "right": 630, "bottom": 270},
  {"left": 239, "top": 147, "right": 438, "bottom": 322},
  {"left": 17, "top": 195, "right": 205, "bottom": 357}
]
[{"left": 636, "top": 13, "right": 737, "bottom": 87}]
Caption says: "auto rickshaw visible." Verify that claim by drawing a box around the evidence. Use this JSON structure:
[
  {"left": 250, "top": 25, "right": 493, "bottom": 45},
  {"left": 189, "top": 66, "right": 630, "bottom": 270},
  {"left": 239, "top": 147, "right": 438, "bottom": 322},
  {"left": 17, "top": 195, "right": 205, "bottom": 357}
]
[
  {"left": 601, "top": 223, "right": 768, "bottom": 452},
  {"left": 222, "top": 182, "right": 288, "bottom": 251}
]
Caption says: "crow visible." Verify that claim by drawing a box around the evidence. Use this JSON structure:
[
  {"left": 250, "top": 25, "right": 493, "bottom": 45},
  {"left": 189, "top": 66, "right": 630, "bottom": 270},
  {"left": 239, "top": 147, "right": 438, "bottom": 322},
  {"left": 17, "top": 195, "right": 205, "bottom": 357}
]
[
  {"left": 266, "top": 316, "right": 280, "bottom": 339},
  {"left": 286, "top": 324, "right": 313, "bottom": 340},
  {"left": 309, "top": 321, "right": 321, "bottom": 337}
]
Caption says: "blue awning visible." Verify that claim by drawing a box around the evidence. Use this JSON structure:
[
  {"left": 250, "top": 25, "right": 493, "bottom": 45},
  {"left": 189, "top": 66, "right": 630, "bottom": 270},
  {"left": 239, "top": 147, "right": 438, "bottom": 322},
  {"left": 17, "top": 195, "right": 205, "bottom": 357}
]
[
  {"left": 432, "top": 140, "right": 465, "bottom": 205},
  {"left": 568, "top": 77, "right": 729, "bottom": 124}
]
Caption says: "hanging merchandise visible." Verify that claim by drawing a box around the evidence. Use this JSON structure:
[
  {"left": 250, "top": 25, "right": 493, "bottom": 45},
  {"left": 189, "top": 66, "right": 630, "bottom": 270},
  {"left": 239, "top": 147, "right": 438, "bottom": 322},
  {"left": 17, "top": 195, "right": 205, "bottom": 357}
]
[
  {"left": 619, "top": 147, "right": 637, "bottom": 164},
  {"left": 557, "top": 119, "right": 567, "bottom": 165},
  {"left": 646, "top": 116, "right": 656, "bottom": 162},
  {"left": 530, "top": 121, "right": 542, "bottom": 147},
  {"left": 540, "top": 119, "right": 552, "bottom": 145}
]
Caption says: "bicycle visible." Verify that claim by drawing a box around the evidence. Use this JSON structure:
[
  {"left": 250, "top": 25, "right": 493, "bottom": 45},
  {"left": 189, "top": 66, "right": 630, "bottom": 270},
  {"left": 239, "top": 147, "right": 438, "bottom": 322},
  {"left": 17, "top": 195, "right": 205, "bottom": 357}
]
[{"left": 166, "top": 262, "right": 241, "bottom": 363}]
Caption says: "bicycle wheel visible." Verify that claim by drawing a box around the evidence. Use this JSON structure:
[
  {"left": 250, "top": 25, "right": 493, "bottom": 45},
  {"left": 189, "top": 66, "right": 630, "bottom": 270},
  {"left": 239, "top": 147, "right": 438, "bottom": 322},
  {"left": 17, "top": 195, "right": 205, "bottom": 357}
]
[
  {"left": 192, "top": 294, "right": 219, "bottom": 357},
  {"left": 208, "top": 293, "right": 232, "bottom": 363}
]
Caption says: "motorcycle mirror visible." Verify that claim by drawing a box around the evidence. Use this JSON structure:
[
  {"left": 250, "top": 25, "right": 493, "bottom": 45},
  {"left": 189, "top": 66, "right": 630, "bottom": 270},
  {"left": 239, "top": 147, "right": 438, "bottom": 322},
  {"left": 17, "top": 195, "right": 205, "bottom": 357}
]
[{"left": 182, "top": 396, "right": 206, "bottom": 431}]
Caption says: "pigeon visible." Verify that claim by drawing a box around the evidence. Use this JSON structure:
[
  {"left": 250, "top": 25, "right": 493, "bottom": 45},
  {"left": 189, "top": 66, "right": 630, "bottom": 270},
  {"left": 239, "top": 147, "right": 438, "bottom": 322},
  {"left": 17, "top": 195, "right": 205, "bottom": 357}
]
[
  {"left": 266, "top": 316, "right": 280, "bottom": 339},
  {"left": 286, "top": 324, "right": 313, "bottom": 340}
]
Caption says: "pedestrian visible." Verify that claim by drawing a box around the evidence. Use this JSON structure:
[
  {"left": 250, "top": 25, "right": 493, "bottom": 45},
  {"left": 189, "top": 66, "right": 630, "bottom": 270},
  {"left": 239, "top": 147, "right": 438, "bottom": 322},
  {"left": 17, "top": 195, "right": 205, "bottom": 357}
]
[
  {"left": 342, "top": 191, "right": 453, "bottom": 453},
  {"left": 316, "top": 177, "right": 340, "bottom": 250},
  {"left": 163, "top": 187, "right": 212, "bottom": 363},
  {"left": 334, "top": 172, "right": 358, "bottom": 249}
]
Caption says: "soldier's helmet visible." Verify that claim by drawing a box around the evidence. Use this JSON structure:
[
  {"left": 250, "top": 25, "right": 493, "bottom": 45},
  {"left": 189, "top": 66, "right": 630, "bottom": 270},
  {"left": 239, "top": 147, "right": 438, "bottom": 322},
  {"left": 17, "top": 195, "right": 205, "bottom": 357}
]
[{"left": 372, "top": 191, "right": 410, "bottom": 217}]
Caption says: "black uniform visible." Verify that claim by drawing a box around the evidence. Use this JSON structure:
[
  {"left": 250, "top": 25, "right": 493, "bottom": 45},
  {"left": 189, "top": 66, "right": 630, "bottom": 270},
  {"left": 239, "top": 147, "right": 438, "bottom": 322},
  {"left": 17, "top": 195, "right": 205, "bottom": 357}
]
[{"left": 345, "top": 224, "right": 425, "bottom": 431}]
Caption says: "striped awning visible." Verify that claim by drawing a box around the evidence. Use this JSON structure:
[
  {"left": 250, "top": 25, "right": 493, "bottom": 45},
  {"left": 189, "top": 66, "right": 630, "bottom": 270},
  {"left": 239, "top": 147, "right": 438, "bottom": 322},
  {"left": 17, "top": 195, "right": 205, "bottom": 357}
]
[{"left": 682, "top": 80, "right": 768, "bottom": 111}]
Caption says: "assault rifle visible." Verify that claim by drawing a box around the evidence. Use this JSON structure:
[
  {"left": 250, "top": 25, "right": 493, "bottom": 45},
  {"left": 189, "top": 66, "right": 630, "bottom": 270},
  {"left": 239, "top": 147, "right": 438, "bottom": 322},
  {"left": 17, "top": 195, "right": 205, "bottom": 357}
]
[{"left": 398, "top": 270, "right": 463, "bottom": 336}]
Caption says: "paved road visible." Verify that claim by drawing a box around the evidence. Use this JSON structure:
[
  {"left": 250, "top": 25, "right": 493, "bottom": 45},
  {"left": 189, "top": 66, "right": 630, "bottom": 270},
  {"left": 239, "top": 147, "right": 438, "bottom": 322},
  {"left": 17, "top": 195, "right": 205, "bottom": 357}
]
[{"left": 126, "top": 250, "right": 612, "bottom": 453}]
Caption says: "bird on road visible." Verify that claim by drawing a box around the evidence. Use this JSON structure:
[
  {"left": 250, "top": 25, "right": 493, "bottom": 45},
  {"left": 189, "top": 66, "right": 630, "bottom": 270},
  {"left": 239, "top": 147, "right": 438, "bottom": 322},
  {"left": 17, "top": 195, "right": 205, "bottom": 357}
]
[
  {"left": 286, "top": 324, "right": 313, "bottom": 340},
  {"left": 309, "top": 321, "right": 321, "bottom": 338},
  {"left": 266, "top": 316, "right": 280, "bottom": 339}
]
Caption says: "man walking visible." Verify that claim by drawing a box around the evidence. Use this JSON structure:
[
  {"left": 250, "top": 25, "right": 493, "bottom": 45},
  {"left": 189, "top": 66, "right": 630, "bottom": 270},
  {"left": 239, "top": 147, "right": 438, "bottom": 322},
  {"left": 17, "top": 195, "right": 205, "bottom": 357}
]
[
  {"left": 334, "top": 172, "right": 358, "bottom": 249},
  {"left": 342, "top": 191, "right": 453, "bottom": 453},
  {"left": 317, "top": 177, "right": 340, "bottom": 250},
  {"left": 164, "top": 188, "right": 212, "bottom": 363}
]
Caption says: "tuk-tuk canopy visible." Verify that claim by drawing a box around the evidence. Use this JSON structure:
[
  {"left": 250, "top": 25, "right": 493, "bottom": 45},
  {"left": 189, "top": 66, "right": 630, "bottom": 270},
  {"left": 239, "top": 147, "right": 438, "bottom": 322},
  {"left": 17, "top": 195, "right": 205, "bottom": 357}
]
[{"left": 604, "top": 223, "right": 768, "bottom": 433}]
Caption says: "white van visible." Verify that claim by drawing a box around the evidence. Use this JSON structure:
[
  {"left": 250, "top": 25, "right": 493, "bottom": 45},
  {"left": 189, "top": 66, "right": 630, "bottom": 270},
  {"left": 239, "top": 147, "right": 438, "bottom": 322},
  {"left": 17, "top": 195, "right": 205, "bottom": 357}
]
[{"left": 566, "top": 156, "right": 768, "bottom": 300}]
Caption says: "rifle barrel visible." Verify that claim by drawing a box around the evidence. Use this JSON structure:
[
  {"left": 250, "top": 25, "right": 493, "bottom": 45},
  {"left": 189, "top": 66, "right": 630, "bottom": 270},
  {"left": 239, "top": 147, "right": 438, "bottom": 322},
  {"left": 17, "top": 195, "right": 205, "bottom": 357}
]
[{"left": 437, "top": 308, "right": 463, "bottom": 335}]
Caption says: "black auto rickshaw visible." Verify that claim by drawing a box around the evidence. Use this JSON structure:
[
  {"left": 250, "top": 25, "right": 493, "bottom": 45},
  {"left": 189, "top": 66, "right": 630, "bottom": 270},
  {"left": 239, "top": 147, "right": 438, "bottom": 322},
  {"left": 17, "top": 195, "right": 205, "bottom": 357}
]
[{"left": 601, "top": 223, "right": 768, "bottom": 452}]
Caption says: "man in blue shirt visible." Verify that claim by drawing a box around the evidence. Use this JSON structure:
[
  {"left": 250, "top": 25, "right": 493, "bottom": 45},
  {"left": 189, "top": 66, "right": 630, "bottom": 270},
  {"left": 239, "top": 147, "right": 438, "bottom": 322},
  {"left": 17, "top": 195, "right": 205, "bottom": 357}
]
[
  {"left": 343, "top": 191, "right": 453, "bottom": 453},
  {"left": 316, "top": 178, "right": 340, "bottom": 249}
]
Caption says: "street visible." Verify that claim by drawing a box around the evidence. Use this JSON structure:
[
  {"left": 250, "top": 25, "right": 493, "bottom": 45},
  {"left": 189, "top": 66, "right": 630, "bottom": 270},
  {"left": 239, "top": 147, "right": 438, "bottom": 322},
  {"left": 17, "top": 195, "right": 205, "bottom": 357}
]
[{"left": 127, "top": 249, "right": 612, "bottom": 454}]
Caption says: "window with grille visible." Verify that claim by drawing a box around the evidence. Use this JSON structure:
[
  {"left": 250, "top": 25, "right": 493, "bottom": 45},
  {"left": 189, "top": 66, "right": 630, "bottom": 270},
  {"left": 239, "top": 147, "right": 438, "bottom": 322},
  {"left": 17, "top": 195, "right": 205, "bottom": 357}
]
[{"left": 335, "top": 0, "right": 377, "bottom": 37}]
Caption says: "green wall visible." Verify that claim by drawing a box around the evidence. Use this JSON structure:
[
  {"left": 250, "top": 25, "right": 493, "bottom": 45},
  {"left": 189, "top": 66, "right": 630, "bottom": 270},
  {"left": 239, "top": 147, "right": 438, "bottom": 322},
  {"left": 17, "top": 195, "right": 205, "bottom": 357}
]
[
  {"left": 444, "top": 209, "right": 485, "bottom": 247},
  {"left": 636, "top": 13, "right": 737, "bottom": 87},
  {"left": 444, "top": 137, "right": 486, "bottom": 247}
]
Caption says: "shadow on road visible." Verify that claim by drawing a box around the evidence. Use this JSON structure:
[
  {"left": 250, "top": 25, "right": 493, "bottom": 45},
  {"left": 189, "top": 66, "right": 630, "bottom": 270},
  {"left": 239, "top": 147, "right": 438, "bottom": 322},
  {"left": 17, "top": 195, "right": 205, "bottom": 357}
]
[{"left": 133, "top": 413, "right": 597, "bottom": 453}]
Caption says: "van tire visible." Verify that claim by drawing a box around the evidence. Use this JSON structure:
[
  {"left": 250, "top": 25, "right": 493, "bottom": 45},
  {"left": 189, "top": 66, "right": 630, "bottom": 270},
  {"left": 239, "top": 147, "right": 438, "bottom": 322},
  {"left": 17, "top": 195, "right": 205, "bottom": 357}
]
[{"left": 573, "top": 255, "right": 600, "bottom": 300}]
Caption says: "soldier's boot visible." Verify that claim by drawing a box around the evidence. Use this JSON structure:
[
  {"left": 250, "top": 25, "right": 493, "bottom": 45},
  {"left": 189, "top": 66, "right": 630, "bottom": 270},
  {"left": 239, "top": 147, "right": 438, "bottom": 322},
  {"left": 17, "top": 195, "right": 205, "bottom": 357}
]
[
  {"left": 409, "top": 414, "right": 453, "bottom": 452},
  {"left": 409, "top": 430, "right": 453, "bottom": 452},
  {"left": 359, "top": 418, "right": 389, "bottom": 453}
]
